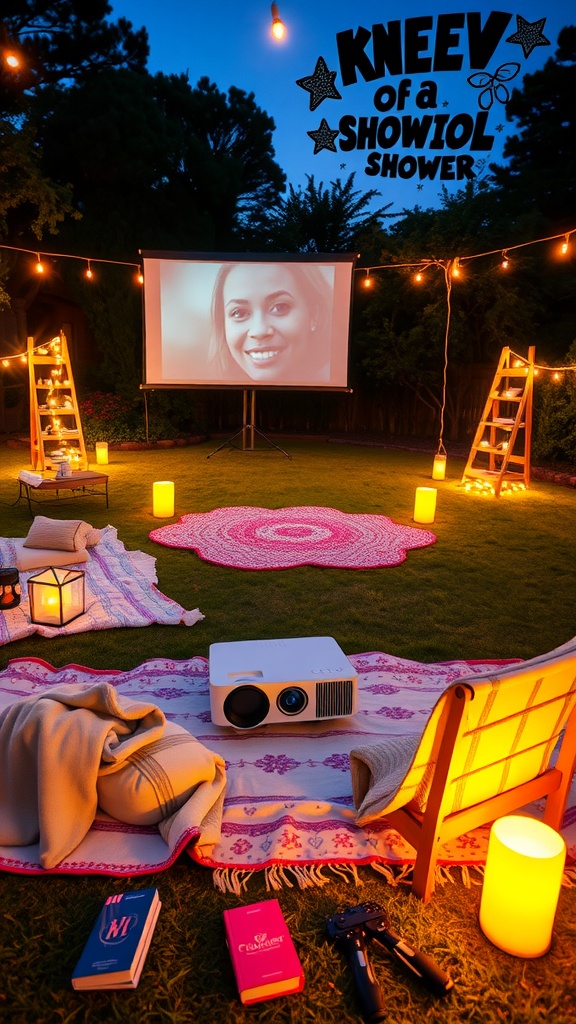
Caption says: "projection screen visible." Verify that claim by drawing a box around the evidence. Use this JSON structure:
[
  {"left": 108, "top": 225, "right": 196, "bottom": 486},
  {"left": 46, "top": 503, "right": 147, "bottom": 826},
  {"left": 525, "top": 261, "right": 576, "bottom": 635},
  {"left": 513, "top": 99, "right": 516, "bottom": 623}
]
[{"left": 141, "top": 251, "right": 357, "bottom": 390}]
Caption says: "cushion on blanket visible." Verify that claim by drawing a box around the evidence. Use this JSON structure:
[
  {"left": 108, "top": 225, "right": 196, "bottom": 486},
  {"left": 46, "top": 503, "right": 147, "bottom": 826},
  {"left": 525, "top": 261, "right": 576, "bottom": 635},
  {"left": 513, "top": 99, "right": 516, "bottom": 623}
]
[
  {"left": 23, "top": 516, "right": 95, "bottom": 552},
  {"left": 13, "top": 539, "right": 90, "bottom": 572},
  {"left": 84, "top": 528, "right": 103, "bottom": 547},
  {"left": 96, "top": 722, "right": 221, "bottom": 826}
]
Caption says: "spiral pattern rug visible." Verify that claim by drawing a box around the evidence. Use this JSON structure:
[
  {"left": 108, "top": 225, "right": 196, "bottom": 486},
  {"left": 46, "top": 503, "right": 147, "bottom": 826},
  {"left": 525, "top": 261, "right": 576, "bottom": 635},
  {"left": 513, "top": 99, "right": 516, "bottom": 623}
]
[{"left": 149, "top": 506, "right": 436, "bottom": 570}]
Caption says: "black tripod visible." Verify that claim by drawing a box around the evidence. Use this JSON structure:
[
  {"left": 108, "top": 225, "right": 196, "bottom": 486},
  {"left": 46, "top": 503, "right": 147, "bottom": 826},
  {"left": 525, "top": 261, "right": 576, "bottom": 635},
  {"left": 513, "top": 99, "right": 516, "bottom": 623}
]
[{"left": 207, "top": 390, "right": 291, "bottom": 458}]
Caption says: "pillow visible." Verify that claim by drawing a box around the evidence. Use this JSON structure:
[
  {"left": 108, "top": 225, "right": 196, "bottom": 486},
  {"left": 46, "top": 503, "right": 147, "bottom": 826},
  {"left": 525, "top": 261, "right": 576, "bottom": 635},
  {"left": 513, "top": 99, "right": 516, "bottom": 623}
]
[
  {"left": 23, "top": 516, "right": 94, "bottom": 552},
  {"left": 14, "top": 540, "right": 90, "bottom": 572},
  {"left": 84, "top": 528, "right": 103, "bottom": 547},
  {"left": 96, "top": 722, "right": 218, "bottom": 826}
]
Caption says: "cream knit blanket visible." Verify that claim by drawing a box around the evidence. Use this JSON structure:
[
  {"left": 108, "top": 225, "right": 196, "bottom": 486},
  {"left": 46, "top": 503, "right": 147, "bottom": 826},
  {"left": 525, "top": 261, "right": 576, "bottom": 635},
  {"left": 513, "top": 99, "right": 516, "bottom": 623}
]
[{"left": 0, "top": 683, "right": 225, "bottom": 869}]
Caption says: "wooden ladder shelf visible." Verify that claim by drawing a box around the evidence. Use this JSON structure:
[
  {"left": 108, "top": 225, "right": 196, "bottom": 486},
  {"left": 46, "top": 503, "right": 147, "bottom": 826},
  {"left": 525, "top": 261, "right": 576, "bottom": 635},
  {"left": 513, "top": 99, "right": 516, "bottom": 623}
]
[
  {"left": 460, "top": 346, "right": 535, "bottom": 496},
  {"left": 28, "top": 331, "right": 88, "bottom": 472}
]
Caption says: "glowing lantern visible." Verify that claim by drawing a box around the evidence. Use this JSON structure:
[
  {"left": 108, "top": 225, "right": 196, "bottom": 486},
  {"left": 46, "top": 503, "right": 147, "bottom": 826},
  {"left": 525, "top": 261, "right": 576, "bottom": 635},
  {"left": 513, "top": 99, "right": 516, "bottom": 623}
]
[
  {"left": 413, "top": 487, "right": 437, "bottom": 524},
  {"left": 0, "top": 567, "right": 21, "bottom": 609},
  {"left": 479, "top": 816, "right": 566, "bottom": 957},
  {"left": 153, "top": 481, "right": 175, "bottom": 518},
  {"left": 95, "top": 441, "right": 109, "bottom": 465},
  {"left": 28, "top": 567, "right": 86, "bottom": 627},
  {"left": 432, "top": 454, "right": 447, "bottom": 480}
]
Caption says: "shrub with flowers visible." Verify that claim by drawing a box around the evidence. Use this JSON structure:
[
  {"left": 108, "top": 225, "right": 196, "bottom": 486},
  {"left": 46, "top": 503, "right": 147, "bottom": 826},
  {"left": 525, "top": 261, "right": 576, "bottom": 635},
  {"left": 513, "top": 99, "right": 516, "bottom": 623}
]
[{"left": 79, "top": 391, "right": 146, "bottom": 444}]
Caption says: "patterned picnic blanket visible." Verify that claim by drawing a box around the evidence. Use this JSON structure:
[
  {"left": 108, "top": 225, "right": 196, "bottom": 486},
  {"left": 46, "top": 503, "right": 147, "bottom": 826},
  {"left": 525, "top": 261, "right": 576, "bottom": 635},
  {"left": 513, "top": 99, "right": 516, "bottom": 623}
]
[
  {"left": 1, "top": 650, "right": 574, "bottom": 886},
  {"left": 0, "top": 527, "right": 203, "bottom": 646}
]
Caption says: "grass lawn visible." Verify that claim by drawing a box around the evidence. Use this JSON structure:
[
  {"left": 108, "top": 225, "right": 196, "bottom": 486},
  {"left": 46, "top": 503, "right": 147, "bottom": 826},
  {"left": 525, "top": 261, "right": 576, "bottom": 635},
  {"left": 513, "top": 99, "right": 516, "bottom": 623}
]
[{"left": 1, "top": 436, "right": 575, "bottom": 1024}]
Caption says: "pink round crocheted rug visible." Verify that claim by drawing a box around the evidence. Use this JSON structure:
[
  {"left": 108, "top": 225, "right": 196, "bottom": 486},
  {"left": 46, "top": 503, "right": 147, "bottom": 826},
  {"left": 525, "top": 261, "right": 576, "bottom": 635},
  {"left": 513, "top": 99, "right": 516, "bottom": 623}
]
[{"left": 149, "top": 506, "right": 436, "bottom": 570}]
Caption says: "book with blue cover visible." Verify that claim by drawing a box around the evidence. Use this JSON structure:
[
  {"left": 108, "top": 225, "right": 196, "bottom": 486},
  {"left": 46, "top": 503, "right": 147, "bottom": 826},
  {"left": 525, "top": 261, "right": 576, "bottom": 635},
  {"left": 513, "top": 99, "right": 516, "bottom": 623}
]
[{"left": 72, "top": 888, "right": 161, "bottom": 990}]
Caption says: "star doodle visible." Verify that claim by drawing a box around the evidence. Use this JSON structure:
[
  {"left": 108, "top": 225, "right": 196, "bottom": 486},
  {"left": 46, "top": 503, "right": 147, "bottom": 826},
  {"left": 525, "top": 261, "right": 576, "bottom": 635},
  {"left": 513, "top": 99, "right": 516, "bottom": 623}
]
[
  {"left": 443, "top": 100, "right": 450, "bottom": 107},
  {"left": 496, "top": 124, "right": 504, "bottom": 132},
  {"left": 307, "top": 118, "right": 339, "bottom": 154},
  {"left": 296, "top": 56, "right": 342, "bottom": 111},
  {"left": 506, "top": 15, "right": 550, "bottom": 58},
  {"left": 340, "top": 163, "right": 346, "bottom": 169}
]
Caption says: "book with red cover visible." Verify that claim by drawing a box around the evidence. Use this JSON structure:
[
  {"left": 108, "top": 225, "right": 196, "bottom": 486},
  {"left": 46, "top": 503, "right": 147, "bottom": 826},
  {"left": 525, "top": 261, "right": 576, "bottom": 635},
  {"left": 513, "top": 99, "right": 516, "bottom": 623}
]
[{"left": 223, "top": 899, "right": 305, "bottom": 1005}]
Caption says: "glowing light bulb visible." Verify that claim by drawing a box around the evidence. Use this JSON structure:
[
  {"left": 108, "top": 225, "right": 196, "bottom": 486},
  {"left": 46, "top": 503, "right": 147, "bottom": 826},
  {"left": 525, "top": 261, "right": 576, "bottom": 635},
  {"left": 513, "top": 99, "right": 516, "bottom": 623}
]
[
  {"left": 271, "top": 3, "right": 286, "bottom": 40},
  {"left": 561, "top": 235, "right": 569, "bottom": 255},
  {"left": 415, "top": 271, "right": 423, "bottom": 283},
  {"left": 36, "top": 256, "right": 44, "bottom": 274},
  {"left": 85, "top": 261, "right": 93, "bottom": 280},
  {"left": 363, "top": 272, "right": 372, "bottom": 288},
  {"left": 2, "top": 359, "right": 9, "bottom": 367},
  {"left": 5, "top": 53, "right": 19, "bottom": 69}
]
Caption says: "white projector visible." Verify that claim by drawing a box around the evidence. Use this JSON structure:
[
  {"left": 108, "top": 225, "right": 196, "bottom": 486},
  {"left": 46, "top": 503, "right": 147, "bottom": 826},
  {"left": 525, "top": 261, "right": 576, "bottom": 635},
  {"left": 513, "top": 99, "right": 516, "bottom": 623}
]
[{"left": 209, "top": 636, "right": 358, "bottom": 729}]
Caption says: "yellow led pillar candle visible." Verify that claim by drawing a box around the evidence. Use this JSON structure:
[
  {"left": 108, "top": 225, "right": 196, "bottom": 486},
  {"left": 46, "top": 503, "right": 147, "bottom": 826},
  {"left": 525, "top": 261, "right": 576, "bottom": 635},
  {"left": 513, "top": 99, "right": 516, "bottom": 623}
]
[
  {"left": 153, "top": 480, "right": 175, "bottom": 518},
  {"left": 95, "top": 441, "right": 109, "bottom": 465},
  {"left": 432, "top": 453, "right": 447, "bottom": 480},
  {"left": 479, "top": 816, "right": 566, "bottom": 957},
  {"left": 413, "top": 487, "right": 437, "bottom": 524}
]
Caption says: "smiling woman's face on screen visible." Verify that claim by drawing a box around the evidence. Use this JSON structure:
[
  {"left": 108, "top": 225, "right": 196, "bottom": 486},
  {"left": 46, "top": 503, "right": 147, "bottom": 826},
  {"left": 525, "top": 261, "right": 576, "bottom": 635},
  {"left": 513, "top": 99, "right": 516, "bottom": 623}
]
[{"left": 222, "top": 264, "right": 312, "bottom": 380}]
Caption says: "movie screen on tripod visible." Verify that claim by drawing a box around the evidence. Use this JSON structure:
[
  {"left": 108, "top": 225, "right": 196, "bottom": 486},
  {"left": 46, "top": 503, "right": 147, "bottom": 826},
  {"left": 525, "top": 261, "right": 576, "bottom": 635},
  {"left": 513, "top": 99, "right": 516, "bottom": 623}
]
[{"left": 141, "top": 251, "right": 356, "bottom": 390}]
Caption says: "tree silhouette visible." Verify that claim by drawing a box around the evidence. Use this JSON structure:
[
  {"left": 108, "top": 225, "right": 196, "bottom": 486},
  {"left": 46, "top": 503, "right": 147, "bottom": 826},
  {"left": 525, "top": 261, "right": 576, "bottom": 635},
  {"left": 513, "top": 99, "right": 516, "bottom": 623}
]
[
  {"left": 490, "top": 25, "right": 576, "bottom": 230},
  {"left": 266, "top": 173, "right": 393, "bottom": 253}
]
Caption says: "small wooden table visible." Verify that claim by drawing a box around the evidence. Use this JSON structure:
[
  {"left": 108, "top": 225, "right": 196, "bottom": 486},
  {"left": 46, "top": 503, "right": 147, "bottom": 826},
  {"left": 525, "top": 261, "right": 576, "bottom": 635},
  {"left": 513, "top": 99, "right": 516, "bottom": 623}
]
[{"left": 18, "top": 471, "right": 109, "bottom": 515}]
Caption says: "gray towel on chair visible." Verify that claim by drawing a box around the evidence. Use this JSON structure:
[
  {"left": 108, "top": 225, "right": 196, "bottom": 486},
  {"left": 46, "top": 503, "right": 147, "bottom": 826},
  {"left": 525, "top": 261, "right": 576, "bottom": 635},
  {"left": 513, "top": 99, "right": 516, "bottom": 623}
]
[{"left": 350, "top": 735, "right": 423, "bottom": 825}]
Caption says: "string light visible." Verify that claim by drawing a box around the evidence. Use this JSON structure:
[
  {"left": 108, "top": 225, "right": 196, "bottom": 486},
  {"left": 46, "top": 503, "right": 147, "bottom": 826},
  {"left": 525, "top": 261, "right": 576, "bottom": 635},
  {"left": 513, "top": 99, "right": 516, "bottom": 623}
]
[
  {"left": 4, "top": 52, "right": 20, "bottom": 70},
  {"left": 501, "top": 251, "right": 509, "bottom": 269},
  {"left": 351, "top": 226, "right": 575, "bottom": 283},
  {"left": 271, "top": 3, "right": 286, "bottom": 40},
  {"left": 85, "top": 260, "right": 93, "bottom": 280},
  {"left": 0, "top": 243, "right": 140, "bottom": 283},
  {"left": 363, "top": 269, "right": 372, "bottom": 288}
]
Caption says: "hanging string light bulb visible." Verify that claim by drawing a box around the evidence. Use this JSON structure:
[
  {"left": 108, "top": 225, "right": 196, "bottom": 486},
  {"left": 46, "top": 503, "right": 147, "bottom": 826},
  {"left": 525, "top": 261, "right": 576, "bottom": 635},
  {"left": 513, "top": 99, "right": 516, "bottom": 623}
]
[
  {"left": 85, "top": 260, "right": 93, "bottom": 280},
  {"left": 501, "top": 251, "right": 509, "bottom": 269},
  {"left": 363, "top": 269, "right": 372, "bottom": 288},
  {"left": 271, "top": 3, "right": 287, "bottom": 40},
  {"left": 36, "top": 254, "right": 45, "bottom": 274}
]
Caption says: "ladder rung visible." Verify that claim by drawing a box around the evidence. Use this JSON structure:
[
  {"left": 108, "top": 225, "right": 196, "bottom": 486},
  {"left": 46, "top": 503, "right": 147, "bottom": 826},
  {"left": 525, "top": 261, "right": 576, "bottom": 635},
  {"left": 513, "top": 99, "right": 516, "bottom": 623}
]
[{"left": 464, "top": 468, "right": 525, "bottom": 481}]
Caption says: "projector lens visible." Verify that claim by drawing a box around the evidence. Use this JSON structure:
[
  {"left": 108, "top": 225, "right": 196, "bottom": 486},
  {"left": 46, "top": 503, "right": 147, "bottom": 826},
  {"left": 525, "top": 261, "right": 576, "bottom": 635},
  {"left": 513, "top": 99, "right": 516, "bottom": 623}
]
[
  {"left": 277, "top": 686, "right": 308, "bottom": 716},
  {"left": 223, "top": 684, "right": 270, "bottom": 729}
]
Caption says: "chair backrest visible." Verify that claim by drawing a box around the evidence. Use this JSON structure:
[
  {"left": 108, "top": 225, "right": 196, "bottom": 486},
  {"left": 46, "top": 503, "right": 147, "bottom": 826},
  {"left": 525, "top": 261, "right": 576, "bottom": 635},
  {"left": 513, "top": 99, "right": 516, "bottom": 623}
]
[{"left": 395, "top": 637, "right": 576, "bottom": 817}]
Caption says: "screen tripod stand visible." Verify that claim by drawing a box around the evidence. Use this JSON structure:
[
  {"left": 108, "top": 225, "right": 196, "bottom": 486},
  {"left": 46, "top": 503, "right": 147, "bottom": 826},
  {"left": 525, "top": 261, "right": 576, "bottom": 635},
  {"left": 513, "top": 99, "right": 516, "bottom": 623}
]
[{"left": 207, "top": 390, "right": 291, "bottom": 459}]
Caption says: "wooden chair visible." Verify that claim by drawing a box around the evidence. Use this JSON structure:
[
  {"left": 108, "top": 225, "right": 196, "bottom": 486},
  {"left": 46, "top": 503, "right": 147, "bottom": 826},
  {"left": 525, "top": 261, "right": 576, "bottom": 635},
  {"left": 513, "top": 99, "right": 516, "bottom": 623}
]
[{"left": 351, "top": 638, "right": 576, "bottom": 902}]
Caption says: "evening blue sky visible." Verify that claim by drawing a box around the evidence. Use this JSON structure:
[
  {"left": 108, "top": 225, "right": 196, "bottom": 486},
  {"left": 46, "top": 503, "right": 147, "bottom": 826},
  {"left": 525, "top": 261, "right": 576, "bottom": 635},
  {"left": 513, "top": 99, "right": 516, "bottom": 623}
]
[{"left": 108, "top": 1, "right": 575, "bottom": 217}]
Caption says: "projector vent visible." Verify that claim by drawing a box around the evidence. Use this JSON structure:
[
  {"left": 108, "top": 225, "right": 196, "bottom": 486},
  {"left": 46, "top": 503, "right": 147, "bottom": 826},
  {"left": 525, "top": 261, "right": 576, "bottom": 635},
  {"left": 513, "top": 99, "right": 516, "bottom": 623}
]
[{"left": 315, "top": 679, "right": 354, "bottom": 718}]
